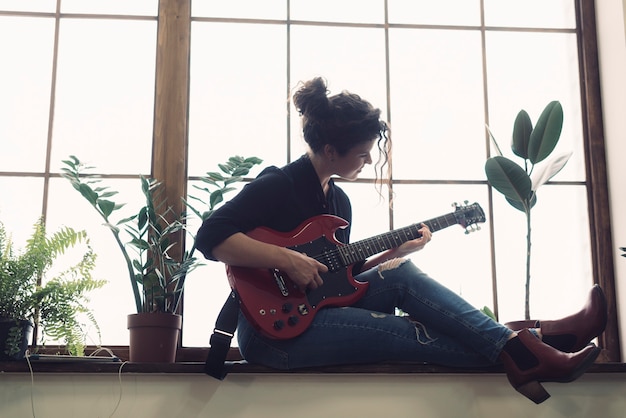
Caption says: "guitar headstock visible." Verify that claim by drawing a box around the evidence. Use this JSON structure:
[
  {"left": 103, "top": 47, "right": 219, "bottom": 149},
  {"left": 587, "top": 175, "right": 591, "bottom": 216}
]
[{"left": 453, "top": 201, "right": 486, "bottom": 234}]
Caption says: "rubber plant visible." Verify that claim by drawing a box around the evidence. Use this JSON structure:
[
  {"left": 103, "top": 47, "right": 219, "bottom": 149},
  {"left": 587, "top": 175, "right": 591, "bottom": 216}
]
[{"left": 485, "top": 101, "right": 572, "bottom": 320}]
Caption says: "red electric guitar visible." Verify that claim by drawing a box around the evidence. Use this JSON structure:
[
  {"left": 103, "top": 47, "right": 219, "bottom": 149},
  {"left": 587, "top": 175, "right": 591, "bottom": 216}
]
[{"left": 227, "top": 202, "right": 485, "bottom": 339}]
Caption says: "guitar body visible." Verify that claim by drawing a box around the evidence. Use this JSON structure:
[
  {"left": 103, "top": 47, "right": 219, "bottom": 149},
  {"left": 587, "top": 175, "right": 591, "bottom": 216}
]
[
  {"left": 227, "top": 214, "right": 369, "bottom": 340},
  {"left": 226, "top": 202, "right": 485, "bottom": 340}
]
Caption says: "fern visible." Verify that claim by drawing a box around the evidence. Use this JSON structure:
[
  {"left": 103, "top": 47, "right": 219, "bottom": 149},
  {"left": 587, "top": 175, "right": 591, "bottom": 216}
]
[{"left": 0, "top": 219, "right": 105, "bottom": 357}]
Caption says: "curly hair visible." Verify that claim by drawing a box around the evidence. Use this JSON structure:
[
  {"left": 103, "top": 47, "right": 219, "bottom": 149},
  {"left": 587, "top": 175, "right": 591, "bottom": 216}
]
[{"left": 292, "top": 77, "right": 390, "bottom": 182}]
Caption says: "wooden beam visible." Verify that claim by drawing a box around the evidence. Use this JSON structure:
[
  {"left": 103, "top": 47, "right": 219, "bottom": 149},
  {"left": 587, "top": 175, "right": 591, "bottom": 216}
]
[
  {"left": 152, "top": 0, "right": 191, "bottom": 253},
  {"left": 577, "top": 0, "right": 621, "bottom": 362}
]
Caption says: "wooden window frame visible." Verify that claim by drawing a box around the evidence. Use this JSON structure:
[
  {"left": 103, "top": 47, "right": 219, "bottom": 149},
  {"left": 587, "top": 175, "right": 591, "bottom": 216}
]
[
  {"left": 0, "top": 0, "right": 617, "bottom": 368},
  {"left": 152, "top": 0, "right": 618, "bottom": 362}
]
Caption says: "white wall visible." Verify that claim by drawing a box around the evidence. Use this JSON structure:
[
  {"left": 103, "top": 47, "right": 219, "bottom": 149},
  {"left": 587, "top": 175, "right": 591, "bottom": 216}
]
[
  {"left": 1, "top": 372, "right": 626, "bottom": 418},
  {"left": 1, "top": 2, "right": 625, "bottom": 417},
  {"left": 598, "top": 0, "right": 626, "bottom": 360}
]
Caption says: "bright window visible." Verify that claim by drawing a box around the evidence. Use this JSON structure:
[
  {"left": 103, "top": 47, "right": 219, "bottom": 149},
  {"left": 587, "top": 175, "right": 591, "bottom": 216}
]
[{"left": 0, "top": 1, "right": 614, "bottom": 359}]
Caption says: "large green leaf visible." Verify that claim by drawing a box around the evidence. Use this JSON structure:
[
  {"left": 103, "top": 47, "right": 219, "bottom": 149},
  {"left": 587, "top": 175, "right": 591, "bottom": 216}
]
[
  {"left": 506, "top": 193, "right": 537, "bottom": 213},
  {"left": 209, "top": 189, "right": 224, "bottom": 209},
  {"left": 528, "top": 101, "right": 563, "bottom": 164},
  {"left": 485, "top": 156, "right": 532, "bottom": 202},
  {"left": 512, "top": 109, "right": 533, "bottom": 159},
  {"left": 97, "top": 199, "right": 116, "bottom": 218},
  {"left": 78, "top": 183, "right": 98, "bottom": 205}
]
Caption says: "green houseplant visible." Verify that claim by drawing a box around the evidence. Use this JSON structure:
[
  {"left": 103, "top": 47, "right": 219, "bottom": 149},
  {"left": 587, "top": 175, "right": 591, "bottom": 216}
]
[
  {"left": 485, "top": 101, "right": 571, "bottom": 320},
  {"left": 61, "top": 155, "right": 262, "bottom": 361},
  {"left": 0, "top": 219, "right": 105, "bottom": 359}
]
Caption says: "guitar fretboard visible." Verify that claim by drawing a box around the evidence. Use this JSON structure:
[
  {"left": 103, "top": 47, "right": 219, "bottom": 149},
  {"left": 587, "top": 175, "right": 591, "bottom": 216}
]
[{"left": 338, "top": 212, "right": 461, "bottom": 265}]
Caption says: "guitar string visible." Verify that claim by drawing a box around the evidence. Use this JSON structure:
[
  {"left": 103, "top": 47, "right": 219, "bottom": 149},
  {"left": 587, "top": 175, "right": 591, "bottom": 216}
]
[{"left": 306, "top": 209, "right": 479, "bottom": 266}]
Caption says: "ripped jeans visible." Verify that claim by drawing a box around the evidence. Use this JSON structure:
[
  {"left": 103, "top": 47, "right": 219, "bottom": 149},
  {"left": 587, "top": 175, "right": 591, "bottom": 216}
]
[{"left": 237, "top": 259, "right": 513, "bottom": 370}]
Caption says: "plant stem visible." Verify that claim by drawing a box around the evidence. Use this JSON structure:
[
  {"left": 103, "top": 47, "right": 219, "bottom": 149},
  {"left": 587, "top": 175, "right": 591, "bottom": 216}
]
[
  {"left": 172, "top": 244, "right": 196, "bottom": 313},
  {"left": 525, "top": 209, "right": 532, "bottom": 320},
  {"left": 111, "top": 230, "right": 143, "bottom": 313}
]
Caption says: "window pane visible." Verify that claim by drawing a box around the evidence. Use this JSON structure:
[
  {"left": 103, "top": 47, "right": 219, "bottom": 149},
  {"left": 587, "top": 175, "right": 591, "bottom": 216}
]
[
  {"left": 290, "top": 25, "right": 387, "bottom": 164},
  {"left": 192, "top": 0, "right": 286, "bottom": 20},
  {"left": 484, "top": 0, "right": 576, "bottom": 29},
  {"left": 485, "top": 31, "right": 585, "bottom": 181},
  {"left": 493, "top": 185, "right": 592, "bottom": 323},
  {"left": 182, "top": 181, "right": 250, "bottom": 347},
  {"left": 188, "top": 22, "right": 287, "bottom": 175},
  {"left": 50, "top": 19, "right": 156, "bottom": 174},
  {"left": 340, "top": 181, "right": 391, "bottom": 242},
  {"left": 388, "top": 0, "right": 481, "bottom": 26},
  {"left": 0, "top": 178, "right": 45, "bottom": 246},
  {"left": 389, "top": 28, "right": 486, "bottom": 180},
  {"left": 290, "top": 0, "right": 383, "bottom": 24},
  {"left": 0, "top": 17, "right": 55, "bottom": 172},
  {"left": 46, "top": 177, "right": 150, "bottom": 345},
  {"left": 0, "top": 0, "right": 55, "bottom": 12},
  {"left": 182, "top": 260, "right": 234, "bottom": 347},
  {"left": 392, "top": 184, "right": 493, "bottom": 312},
  {"left": 60, "top": 0, "right": 158, "bottom": 15}
]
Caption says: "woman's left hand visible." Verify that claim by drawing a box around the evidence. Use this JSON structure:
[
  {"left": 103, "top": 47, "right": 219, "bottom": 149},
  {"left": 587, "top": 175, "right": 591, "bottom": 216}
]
[{"left": 396, "top": 223, "right": 432, "bottom": 256}]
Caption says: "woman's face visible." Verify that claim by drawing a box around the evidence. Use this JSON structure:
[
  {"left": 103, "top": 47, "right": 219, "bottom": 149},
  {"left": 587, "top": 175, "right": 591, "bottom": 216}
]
[{"left": 333, "top": 139, "right": 375, "bottom": 181}]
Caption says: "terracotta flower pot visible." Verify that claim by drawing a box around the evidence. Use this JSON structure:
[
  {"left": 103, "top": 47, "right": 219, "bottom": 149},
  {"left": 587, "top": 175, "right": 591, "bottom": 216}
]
[{"left": 127, "top": 313, "right": 182, "bottom": 363}]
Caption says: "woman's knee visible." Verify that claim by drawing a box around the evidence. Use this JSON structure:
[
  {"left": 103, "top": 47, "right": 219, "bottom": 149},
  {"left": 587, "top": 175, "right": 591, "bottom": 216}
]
[{"left": 377, "top": 257, "right": 410, "bottom": 273}]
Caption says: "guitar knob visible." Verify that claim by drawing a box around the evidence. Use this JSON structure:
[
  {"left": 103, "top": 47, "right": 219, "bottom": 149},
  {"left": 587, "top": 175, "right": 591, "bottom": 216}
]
[
  {"left": 282, "top": 303, "right": 293, "bottom": 313},
  {"left": 273, "top": 320, "right": 285, "bottom": 330},
  {"left": 287, "top": 316, "right": 299, "bottom": 326}
]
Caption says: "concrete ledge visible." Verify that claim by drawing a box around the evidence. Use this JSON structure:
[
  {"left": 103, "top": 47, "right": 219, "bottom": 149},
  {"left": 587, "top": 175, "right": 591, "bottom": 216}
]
[{"left": 2, "top": 359, "right": 626, "bottom": 375}]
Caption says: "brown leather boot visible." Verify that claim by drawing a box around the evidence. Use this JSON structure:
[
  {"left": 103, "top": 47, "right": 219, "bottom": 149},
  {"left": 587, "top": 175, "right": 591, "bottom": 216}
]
[
  {"left": 504, "top": 284, "right": 607, "bottom": 352},
  {"left": 500, "top": 329, "right": 601, "bottom": 404}
]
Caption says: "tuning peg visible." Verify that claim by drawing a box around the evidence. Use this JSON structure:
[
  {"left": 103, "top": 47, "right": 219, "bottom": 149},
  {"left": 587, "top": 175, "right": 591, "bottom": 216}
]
[
  {"left": 453, "top": 200, "right": 471, "bottom": 208},
  {"left": 464, "top": 224, "right": 481, "bottom": 234}
]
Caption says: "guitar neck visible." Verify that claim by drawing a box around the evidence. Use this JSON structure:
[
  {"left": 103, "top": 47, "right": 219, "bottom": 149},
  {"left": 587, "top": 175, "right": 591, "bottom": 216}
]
[{"left": 339, "top": 212, "right": 460, "bottom": 265}]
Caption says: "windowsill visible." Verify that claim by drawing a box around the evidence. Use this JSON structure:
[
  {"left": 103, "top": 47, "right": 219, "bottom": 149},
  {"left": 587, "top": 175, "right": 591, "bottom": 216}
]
[
  {"left": 2, "top": 347, "right": 625, "bottom": 375},
  {"left": 2, "top": 360, "right": 626, "bottom": 375}
]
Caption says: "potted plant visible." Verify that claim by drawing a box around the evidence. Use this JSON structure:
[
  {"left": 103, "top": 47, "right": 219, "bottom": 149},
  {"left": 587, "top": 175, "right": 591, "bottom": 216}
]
[
  {"left": 0, "top": 219, "right": 105, "bottom": 360},
  {"left": 485, "top": 101, "right": 571, "bottom": 320},
  {"left": 61, "top": 155, "right": 262, "bottom": 362}
]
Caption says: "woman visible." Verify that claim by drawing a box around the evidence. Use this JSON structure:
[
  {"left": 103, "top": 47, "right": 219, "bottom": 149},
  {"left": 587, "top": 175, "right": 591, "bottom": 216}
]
[{"left": 196, "top": 77, "right": 607, "bottom": 404}]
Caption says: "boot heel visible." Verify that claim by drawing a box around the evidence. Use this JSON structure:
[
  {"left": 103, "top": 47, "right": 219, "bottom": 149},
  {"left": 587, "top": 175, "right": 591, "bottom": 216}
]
[{"left": 515, "top": 380, "right": 551, "bottom": 404}]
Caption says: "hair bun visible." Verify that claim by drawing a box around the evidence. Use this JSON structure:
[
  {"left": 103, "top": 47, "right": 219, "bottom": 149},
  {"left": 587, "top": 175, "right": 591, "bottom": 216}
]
[{"left": 292, "top": 77, "right": 331, "bottom": 120}]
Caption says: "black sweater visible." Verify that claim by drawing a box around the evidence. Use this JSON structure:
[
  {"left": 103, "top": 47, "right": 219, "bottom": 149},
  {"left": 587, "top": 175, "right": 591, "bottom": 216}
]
[{"left": 195, "top": 155, "right": 353, "bottom": 262}]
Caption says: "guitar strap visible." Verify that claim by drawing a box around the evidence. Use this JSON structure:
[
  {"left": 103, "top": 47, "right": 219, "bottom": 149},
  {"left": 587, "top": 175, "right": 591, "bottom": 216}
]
[{"left": 204, "top": 290, "right": 240, "bottom": 380}]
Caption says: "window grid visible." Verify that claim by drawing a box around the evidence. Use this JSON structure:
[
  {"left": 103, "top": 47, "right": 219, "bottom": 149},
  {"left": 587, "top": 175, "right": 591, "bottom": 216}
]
[{"left": 0, "top": 0, "right": 617, "bottom": 361}]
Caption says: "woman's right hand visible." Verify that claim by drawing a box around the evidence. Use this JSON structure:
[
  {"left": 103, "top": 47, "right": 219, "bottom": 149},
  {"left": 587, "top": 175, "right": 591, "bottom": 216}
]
[
  {"left": 282, "top": 248, "right": 328, "bottom": 291},
  {"left": 212, "top": 233, "right": 328, "bottom": 291}
]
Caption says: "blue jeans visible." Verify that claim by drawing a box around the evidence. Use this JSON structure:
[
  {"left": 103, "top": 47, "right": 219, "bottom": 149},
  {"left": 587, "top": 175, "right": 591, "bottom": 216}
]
[{"left": 237, "top": 259, "right": 513, "bottom": 369}]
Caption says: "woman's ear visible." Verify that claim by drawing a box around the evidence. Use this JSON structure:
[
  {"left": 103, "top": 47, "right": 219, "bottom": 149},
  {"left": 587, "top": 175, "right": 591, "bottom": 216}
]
[{"left": 323, "top": 144, "right": 337, "bottom": 161}]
